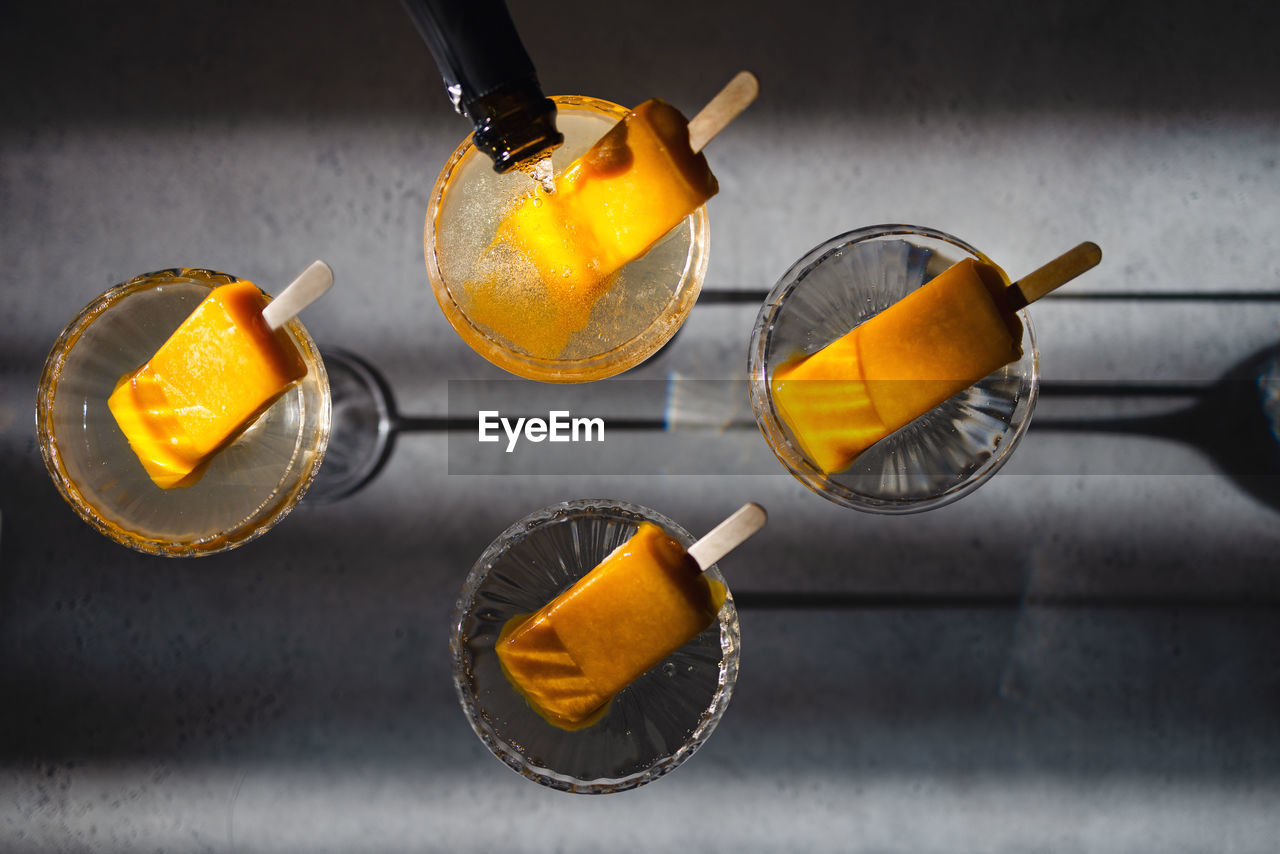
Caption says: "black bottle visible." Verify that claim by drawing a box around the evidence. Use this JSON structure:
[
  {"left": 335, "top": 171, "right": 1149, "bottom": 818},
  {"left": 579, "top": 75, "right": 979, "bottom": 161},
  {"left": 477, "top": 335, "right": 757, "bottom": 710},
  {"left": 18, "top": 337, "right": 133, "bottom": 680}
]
[{"left": 402, "top": 0, "right": 563, "bottom": 174}]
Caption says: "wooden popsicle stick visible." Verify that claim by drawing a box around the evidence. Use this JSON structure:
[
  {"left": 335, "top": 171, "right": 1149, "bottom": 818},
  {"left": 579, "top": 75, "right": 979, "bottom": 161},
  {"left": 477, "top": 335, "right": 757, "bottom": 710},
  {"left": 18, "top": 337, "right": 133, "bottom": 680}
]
[
  {"left": 262, "top": 260, "right": 334, "bottom": 330},
  {"left": 1006, "top": 242, "right": 1102, "bottom": 310},
  {"left": 687, "top": 502, "right": 768, "bottom": 571},
  {"left": 687, "top": 70, "right": 759, "bottom": 154}
]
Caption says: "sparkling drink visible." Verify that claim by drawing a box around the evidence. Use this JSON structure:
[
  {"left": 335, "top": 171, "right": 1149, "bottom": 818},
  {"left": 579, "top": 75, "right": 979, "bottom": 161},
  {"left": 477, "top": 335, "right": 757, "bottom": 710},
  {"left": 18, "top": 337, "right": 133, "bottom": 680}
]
[
  {"left": 426, "top": 95, "right": 710, "bottom": 383},
  {"left": 37, "top": 268, "right": 330, "bottom": 556}
]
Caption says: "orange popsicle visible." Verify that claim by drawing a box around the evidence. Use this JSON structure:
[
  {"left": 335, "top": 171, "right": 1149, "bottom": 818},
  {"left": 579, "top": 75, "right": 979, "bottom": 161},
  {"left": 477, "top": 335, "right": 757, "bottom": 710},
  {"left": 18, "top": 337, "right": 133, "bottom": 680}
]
[
  {"left": 466, "top": 72, "right": 758, "bottom": 359},
  {"left": 772, "top": 244, "right": 1102, "bottom": 474},
  {"left": 496, "top": 503, "right": 766, "bottom": 730},
  {"left": 108, "top": 262, "right": 332, "bottom": 488}
]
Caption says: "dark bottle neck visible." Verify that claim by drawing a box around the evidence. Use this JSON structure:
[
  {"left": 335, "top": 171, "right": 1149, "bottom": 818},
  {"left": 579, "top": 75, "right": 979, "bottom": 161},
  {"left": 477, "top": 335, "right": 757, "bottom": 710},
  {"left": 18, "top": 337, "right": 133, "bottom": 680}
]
[{"left": 402, "top": 0, "right": 563, "bottom": 173}]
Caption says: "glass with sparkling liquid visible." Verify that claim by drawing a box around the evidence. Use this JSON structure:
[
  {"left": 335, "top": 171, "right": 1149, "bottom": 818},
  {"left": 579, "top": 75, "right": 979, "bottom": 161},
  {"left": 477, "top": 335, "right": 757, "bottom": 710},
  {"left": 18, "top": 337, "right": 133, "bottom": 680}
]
[
  {"left": 426, "top": 95, "right": 710, "bottom": 383},
  {"left": 37, "top": 268, "right": 331, "bottom": 556}
]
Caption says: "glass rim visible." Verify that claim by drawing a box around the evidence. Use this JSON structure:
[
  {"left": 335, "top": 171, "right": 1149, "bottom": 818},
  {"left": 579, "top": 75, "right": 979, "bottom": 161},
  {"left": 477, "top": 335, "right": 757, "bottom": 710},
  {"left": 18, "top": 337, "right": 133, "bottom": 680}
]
[
  {"left": 449, "top": 497, "right": 741, "bottom": 793},
  {"left": 36, "top": 268, "right": 332, "bottom": 556},
  {"left": 424, "top": 95, "right": 710, "bottom": 384},
  {"left": 748, "top": 225, "right": 1040, "bottom": 514}
]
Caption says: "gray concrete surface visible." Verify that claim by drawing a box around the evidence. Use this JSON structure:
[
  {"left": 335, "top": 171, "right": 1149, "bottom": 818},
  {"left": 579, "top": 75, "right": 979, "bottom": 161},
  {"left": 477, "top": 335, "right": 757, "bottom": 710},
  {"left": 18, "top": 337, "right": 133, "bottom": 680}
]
[{"left": 3, "top": 1, "right": 1279, "bottom": 851}]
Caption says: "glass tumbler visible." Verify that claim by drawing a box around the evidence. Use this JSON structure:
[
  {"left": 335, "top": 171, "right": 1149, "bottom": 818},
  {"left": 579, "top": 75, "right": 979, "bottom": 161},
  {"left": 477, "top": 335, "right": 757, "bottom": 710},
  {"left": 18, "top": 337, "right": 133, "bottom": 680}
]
[
  {"left": 749, "top": 225, "right": 1039, "bottom": 513},
  {"left": 36, "top": 268, "right": 331, "bottom": 556},
  {"left": 451, "top": 498, "right": 740, "bottom": 793},
  {"left": 426, "top": 95, "right": 710, "bottom": 383}
]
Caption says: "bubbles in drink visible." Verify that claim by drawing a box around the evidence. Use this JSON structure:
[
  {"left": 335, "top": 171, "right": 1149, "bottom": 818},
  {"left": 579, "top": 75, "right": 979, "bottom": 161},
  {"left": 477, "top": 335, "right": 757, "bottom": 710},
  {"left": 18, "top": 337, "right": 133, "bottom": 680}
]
[
  {"left": 429, "top": 99, "right": 705, "bottom": 378},
  {"left": 524, "top": 155, "right": 556, "bottom": 194}
]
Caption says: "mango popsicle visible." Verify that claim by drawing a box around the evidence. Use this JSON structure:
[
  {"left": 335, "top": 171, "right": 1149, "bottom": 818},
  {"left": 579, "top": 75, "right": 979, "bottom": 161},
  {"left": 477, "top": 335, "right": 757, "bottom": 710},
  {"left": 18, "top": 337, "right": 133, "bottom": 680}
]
[
  {"left": 465, "top": 72, "right": 758, "bottom": 360},
  {"left": 108, "top": 262, "right": 332, "bottom": 488},
  {"left": 496, "top": 503, "right": 767, "bottom": 730},
  {"left": 772, "top": 243, "right": 1102, "bottom": 474}
]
